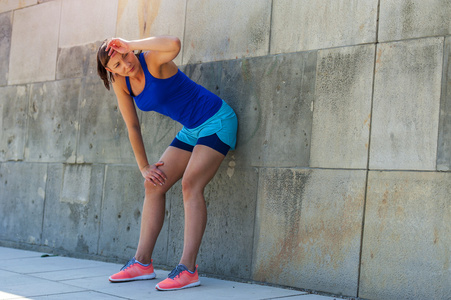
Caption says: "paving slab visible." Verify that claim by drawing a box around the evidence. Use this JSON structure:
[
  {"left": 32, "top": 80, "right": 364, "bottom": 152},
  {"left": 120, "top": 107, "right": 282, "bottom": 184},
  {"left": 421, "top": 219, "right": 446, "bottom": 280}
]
[
  {"left": 271, "top": 0, "right": 377, "bottom": 53},
  {"left": 0, "top": 247, "right": 340, "bottom": 300}
]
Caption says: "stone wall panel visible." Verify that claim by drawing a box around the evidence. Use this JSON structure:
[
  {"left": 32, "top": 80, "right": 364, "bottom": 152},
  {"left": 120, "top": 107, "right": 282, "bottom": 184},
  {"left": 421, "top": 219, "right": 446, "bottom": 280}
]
[
  {"left": 271, "top": 0, "right": 378, "bottom": 53},
  {"left": 8, "top": 0, "right": 60, "bottom": 84},
  {"left": 26, "top": 80, "right": 81, "bottom": 163},
  {"left": 183, "top": 0, "right": 271, "bottom": 64},
  {"left": 252, "top": 168, "right": 366, "bottom": 296},
  {"left": 360, "top": 171, "right": 451, "bottom": 300},
  {"left": 370, "top": 38, "right": 443, "bottom": 170},
  {"left": 311, "top": 44, "right": 375, "bottom": 169},
  {"left": 0, "top": 85, "right": 29, "bottom": 161}
]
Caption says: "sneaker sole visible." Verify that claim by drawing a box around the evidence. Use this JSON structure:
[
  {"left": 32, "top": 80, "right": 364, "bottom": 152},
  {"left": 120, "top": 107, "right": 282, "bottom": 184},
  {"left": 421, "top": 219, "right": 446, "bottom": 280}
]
[
  {"left": 109, "top": 273, "right": 156, "bottom": 282},
  {"left": 155, "top": 281, "right": 201, "bottom": 291}
]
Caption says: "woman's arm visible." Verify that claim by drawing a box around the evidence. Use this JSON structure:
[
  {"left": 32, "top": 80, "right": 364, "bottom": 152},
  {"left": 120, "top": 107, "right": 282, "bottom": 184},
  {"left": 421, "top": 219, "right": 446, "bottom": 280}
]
[
  {"left": 111, "top": 78, "right": 167, "bottom": 186},
  {"left": 107, "top": 36, "right": 181, "bottom": 65}
]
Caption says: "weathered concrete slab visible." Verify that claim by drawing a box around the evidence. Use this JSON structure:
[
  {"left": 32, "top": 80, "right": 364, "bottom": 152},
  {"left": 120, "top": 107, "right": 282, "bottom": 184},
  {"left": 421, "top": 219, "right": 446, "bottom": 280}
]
[
  {"left": 0, "top": 0, "right": 36, "bottom": 14},
  {"left": 26, "top": 80, "right": 80, "bottom": 163},
  {"left": 182, "top": 51, "right": 316, "bottom": 167},
  {"left": 183, "top": 0, "right": 271, "bottom": 64},
  {"left": 437, "top": 37, "right": 451, "bottom": 171},
  {"left": 41, "top": 164, "right": 104, "bottom": 255},
  {"left": 0, "top": 12, "right": 12, "bottom": 86},
  {"left": 8, "top": 1, "right": 60, "bottom": 84},
  {"left": 77, "top": 76, "right": 135, "bottom": 164},
  {"left": 0, "top": 85, "right": 29, "bottom": 161},
  {"left": 167, "top": 165, "right": 258, "bottom": 279},
  {"left": 116, "top": 0, "right": 186, "bottom": 66},
  {"left": 57, "top": 42, "right": 102, "bottom": 80},
  {"left": 140, "top": 111, "right": 177, "bottom": 164},
  {"left": 370, "top": 38, "right": 443, "bottom": 170},
  {"left": 252, "top": 168, "right": 366, "bottom": 296},
  {"left": 0, "top": 162, "right": 47, "bottom": 245},
  {"left": 311, "top": 45, "right": 374, "bottom": 169},
  {"left": 98, "top": 165, "right": 169, "bottom": 263},
  {"left": 360, "top": 171, "right": 451, "bottom": 300},
  {"left": 59, "top": 0, "right": 117, "bottom": 47},
  {"left": 379, "top": 0, "right": 451, "bottom": 42},
  {"left": 271, "top": 0, "right": 378, "bottom": 54}
]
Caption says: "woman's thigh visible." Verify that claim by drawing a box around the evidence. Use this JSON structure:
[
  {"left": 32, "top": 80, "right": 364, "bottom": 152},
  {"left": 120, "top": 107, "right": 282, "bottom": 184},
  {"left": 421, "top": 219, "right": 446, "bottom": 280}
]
[{"left": 145, "top": 146, "right": 192, "bottom": 193}]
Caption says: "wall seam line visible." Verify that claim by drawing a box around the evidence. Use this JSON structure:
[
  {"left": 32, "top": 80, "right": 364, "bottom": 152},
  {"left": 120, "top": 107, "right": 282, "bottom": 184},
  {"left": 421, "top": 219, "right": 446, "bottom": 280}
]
[{"left": 356, "top": 0, "right": 381, "bottom": 296}]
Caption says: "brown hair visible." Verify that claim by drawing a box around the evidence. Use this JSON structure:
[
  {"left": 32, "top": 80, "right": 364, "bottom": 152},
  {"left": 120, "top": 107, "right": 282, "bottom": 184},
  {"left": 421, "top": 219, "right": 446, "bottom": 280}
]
[
  {"left": 97, "top": 39, "right": 114, "bottom": 90},
  {"left": 96, "top": 39, "right": 142, "bottom": 90}
]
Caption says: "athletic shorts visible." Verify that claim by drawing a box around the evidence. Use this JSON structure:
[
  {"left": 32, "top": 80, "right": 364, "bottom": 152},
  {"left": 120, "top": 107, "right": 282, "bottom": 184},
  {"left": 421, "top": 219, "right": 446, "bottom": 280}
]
[{"left": 170, "top": 100, "right": 237, "bottom": 156}]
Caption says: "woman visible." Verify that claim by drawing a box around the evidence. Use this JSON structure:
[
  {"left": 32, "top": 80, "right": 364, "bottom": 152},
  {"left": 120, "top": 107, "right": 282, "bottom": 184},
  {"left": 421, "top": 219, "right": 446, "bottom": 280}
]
[{"left": 96, "top": 36, "right": 237, "bottom": 291}]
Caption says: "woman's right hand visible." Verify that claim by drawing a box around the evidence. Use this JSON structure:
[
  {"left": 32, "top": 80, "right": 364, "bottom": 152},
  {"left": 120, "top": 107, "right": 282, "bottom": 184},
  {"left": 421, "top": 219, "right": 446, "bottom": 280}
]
[{"left": 141, "top": 162, "right": 167, "bottom": 186}]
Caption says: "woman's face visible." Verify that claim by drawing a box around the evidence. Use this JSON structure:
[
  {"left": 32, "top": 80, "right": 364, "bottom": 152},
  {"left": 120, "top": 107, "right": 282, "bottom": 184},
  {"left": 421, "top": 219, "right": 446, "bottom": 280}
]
[{"left": 106, "top": 51, "right": 138, "bottom": 77}]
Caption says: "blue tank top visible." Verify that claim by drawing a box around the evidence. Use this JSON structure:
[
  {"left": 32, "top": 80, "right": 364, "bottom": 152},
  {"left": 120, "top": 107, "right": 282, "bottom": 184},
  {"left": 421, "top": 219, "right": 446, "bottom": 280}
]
[{"left": 125, "top": 53, "right": 222, "bottom": 129}]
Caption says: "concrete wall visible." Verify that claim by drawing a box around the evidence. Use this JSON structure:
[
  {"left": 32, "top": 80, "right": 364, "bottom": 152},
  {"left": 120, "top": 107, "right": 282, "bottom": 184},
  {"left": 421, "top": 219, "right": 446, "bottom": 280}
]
[{"left": 0, "top": 1, "right": 450, "bottom": 299}]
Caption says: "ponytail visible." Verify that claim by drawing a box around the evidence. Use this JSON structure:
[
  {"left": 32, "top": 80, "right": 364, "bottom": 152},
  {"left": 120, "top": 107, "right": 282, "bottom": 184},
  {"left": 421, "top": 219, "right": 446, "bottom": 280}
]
[{"left": 97, "top": 39, "right": 114, "bottom": 90}]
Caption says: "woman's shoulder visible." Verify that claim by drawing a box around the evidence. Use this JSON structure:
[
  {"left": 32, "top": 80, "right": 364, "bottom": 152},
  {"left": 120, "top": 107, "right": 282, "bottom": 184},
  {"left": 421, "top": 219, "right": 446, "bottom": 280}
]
[{"left": 111, "top": 74, "right": 131, "bottom": 96}]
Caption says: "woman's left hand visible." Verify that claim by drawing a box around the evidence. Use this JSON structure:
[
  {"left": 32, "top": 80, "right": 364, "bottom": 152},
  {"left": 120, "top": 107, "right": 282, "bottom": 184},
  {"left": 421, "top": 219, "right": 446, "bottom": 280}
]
[{"left": 106, "top": 38, "right": 131, "bottom": 57}]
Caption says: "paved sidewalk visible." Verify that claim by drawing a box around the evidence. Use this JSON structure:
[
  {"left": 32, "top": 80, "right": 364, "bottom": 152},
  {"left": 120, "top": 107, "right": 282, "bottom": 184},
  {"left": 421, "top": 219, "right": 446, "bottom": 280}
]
[{"left": 0, "top": 247, "right": 340, "bottom": 300}]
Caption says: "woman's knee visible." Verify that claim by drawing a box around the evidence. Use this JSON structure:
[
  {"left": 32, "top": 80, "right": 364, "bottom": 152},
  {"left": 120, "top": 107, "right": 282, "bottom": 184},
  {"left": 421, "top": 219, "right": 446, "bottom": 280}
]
[
  {"left": 181, "top": 176, "right": 204, "bottom": 199},
  {"left": 144, "top": 179, "right": 167, "bottom": 195}
]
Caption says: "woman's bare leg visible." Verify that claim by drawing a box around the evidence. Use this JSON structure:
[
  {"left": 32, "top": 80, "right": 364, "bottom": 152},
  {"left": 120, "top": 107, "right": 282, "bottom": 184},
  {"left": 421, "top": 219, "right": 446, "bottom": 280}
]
[
  {"left": 134, "top": 146, "right": 191, "bottom": 264},
  {"left": 178, "top": 145, "right": 226, "bottom": 271}
]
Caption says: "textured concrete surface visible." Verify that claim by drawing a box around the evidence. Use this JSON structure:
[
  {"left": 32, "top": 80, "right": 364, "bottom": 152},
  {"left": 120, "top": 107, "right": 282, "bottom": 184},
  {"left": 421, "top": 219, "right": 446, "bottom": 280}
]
[
  {"left": 0, "top": 12, "right": 12, "bottom": 86},
  {"left": 41, "top": 164, "right": 105, "bottom": 255},
  {"left": 379, "top": 0, "right": 451, "bottom": 42},
  {"left": 1, "top": 1, "right": 451, "bottom": 299},
  {"left": 252, "top": 168, "right": 366, "bottom": 296},
  {"left": 77, "top": 76, "right": 135, "bottom": 164},
  {"left": 182, "top": 51, "right": 316, "bottom": 167},
  {"left": 311, "top": 44, "right": 374, "bottom": 169},
  {"left": 116, "top": 0, "right": 185, "bottom": 66},
  {"left": 8, "top": 0, "right": 60, "bottom": 84},
  {"left": 0, "top": 247, "right": 338, "bottom": 300},
  {"left": 183, "top": 0, "right": 271, "bottom": 63},
  {"left": 57, "top": 42, "right": 102, "bottom": 80},
  {"left": 26, "top": 80, "right": 80, "bottom": 163},
  {"left": 360, "top": 171, "right": 451, "bottom": 300},
  {"left": 0, "top": 85, "right": 29, "bottom": 161},
  {"left": 0, "top": 163, "right": 47, "bottom": 245},
  {"left": 0, "top": 0, "right": 36, "bottom": 14},
  {"left": 270, "top": 0, "right": 378, "bottom": 54},
  {"left": 167, "top": 166, "right": 258, "bottom": 280},
  {"left": 437, "top": 36, "right": 451, "bottom": 171},
  {"left": 59, "top": 0, "right": 118, "bottom": 47},
  {"left": 97, "top": 164, "right": 171, "bottom": 264},
  {"left": 370, "top": 37, "right": 443, "bottom": 170}
]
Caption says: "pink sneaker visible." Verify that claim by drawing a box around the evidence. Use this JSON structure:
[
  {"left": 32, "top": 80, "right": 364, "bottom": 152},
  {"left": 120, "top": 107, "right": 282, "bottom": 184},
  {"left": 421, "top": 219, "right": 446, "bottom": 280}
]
[
  {"left": 109, "top": 258, "right": 156, "bottom": 282},
  {"left": 155, "top": 264, "right": 200, "bottom": 291}
]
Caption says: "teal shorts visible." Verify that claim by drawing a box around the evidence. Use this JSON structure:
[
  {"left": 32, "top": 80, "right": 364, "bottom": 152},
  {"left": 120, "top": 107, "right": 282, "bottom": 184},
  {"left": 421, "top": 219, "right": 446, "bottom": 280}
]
[{"left": 173, "top": 100, "right": 237, "bottom": 153}]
